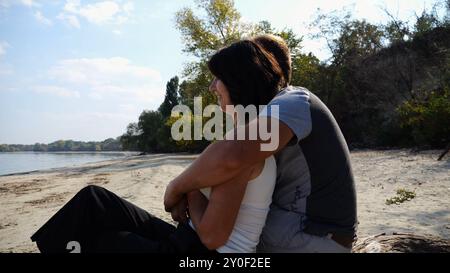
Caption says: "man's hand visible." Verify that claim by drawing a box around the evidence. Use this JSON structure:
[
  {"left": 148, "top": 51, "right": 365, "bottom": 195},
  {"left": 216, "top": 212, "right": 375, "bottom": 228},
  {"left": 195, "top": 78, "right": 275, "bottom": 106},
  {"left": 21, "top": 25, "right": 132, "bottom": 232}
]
[
  {"left": 164, "top": 180, "right": 184, "bottom": 212},
  {"left": 169, "top": 195, "right": 189, "bottom": 223}
]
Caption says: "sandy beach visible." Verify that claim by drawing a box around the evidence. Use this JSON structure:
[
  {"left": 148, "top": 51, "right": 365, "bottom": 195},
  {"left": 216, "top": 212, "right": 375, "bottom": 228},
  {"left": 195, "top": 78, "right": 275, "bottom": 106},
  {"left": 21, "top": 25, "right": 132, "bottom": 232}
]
[{"left": 0, "top": 150, "right": 449, "bottom": 253}]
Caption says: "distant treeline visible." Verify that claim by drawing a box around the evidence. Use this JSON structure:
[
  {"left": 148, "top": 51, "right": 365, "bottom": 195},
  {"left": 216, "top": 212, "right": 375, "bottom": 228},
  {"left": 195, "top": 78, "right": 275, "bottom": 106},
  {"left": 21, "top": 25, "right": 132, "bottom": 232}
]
[
  {"left": 0, "top": 138, "right": 122, "bottom": 152},
  {"left": 121, "top": 0, "right": 450, "bottom": 153}
]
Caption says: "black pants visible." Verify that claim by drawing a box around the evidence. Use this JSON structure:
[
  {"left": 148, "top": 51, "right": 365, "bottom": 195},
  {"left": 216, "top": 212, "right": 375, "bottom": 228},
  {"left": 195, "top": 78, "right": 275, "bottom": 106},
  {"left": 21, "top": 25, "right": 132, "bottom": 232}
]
[{"left": 31, "top": 185, "right": 213, "bottom": 253}]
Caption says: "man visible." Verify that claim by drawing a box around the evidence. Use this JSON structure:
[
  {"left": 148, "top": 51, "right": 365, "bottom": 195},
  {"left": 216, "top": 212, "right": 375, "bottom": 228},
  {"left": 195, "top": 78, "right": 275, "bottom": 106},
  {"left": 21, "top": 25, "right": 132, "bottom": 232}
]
[{"left": 164, "top": 35, "right": 357, "bottom": 253}]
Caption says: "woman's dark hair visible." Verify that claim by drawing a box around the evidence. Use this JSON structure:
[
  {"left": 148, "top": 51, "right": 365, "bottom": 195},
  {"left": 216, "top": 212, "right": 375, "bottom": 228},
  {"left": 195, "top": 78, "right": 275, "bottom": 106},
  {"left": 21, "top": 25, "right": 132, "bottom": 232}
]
[
  {"left": 207, "top": 40, "right": 284, "bottom": 109},
  {"left": 252, "top": 34, "right": 291, "bottom": 87}
]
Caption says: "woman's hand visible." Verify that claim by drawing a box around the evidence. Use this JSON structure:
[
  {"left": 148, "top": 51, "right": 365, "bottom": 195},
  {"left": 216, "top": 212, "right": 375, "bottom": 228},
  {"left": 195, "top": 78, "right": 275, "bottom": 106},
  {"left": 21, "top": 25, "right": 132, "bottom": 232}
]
[
  {"left": 164, "top": 180, "right": 184, "bottom": 213},
  {"left": 169, "top": 195, "right": 189, "bottom": 223}
]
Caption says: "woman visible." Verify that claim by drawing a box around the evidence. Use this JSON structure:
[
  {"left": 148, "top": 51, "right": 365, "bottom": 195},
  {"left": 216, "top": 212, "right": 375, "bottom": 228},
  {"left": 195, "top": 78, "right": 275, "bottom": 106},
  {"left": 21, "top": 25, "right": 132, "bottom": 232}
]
[{"left": 31, "top": 39, "right": 284, "bottom": 253}]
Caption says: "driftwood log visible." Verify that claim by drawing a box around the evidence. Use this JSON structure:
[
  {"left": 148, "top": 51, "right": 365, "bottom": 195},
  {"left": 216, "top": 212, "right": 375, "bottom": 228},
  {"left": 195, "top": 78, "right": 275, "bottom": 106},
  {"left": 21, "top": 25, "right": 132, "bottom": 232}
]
[{"left": 352, "top": 233, "right": 450, "bottom": 253}]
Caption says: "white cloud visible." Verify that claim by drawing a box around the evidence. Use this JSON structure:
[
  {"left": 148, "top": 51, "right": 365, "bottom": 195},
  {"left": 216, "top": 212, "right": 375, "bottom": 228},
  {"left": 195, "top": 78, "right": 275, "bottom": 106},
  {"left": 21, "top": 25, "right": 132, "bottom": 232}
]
[
  {"left": 115, "top": 15, "right": 128, "bottom": 24},
  {"left": 62, "top": 0, "right": 79, "bottom": 13},
  {"left": 49, "top": 57, "right": 161, "bottom": 83},
  {"left": 0, "top": 41, "right": 9, "bottom": 58},
  {"left": 75, "top": 1, "right": 120, "bottom": 24},
  {"left": 59, "top": 0, "right": 134, "bottom": 28},
  {"left": 123, "top": 2, "right": 133, "bottom": 14},
  {"left": 119, "top": 103, "right": 137, "bottom": 113},
  {"left": 0, "top": 41, "right": 12, "bottom": 75},
  {"left": 88, "top": 92, "right": 103, "bottom": 100},
  {"left": 0, "top": 0, "right": 38, "bottom": 8},
  {"left": 0, "top": 65, "right": 13, "bottom": 75},
  {"left": 57, "top": 13, "right": 80, "bottom": 28},
  {"left": 34, "top": 10, "right": 52, "bottom": 25},
  {"left": 34, "top": 85, "right": 81, "bottom": 98},
  {"left": 21, "top": 0, "right": 36, "bottom": 7},
  {"left": 33, "top": 110, "right": 138, "bottom": 142},
  {"left": 46, "top": 57, "right": 164, "bottom": 103}
]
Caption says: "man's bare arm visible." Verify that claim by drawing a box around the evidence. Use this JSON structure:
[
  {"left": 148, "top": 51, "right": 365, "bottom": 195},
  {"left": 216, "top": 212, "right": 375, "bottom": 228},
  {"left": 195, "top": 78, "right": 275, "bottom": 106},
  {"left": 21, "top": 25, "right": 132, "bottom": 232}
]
[{"left": 164, "top": 118, "right": 294, "bottom": 212}]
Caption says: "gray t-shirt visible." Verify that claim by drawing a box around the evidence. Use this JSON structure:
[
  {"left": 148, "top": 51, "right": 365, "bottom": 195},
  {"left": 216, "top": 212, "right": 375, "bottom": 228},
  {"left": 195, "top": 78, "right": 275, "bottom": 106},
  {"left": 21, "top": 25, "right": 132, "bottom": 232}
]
[{"left": 258, "top": 86, "right": 357, "bottom": 251}]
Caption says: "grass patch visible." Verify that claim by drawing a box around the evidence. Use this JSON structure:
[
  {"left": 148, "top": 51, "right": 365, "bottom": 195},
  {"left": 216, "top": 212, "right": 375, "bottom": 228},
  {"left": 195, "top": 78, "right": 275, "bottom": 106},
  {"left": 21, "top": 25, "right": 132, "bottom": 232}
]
[{"left": 386, "top": 189, "right": 416, "bottom": 205}]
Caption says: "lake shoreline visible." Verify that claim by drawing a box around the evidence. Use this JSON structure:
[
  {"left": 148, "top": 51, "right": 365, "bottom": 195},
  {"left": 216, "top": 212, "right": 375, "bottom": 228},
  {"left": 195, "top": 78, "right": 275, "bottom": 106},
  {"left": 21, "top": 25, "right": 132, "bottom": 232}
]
[
  {"left": 0, "top": 151, "right": 141, "bottom": 177},
  {"left": 0, "top": 150, "right": 449, "bottom": 252}
]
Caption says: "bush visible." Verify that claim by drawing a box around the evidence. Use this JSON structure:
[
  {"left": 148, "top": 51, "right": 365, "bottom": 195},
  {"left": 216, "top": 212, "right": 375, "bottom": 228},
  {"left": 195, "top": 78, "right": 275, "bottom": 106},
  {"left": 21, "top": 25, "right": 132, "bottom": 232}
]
[
  {"left": 386, "top": 189, "right": 416, "bottom": 205},
  {"left": 397, "top": 88, "right": 450, "bottom": 148}
]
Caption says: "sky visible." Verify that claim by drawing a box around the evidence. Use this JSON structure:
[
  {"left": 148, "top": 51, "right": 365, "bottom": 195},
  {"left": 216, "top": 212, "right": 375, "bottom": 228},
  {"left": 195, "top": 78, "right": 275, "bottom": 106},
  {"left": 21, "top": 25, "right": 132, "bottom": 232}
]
[{"left": 0, "top": 0, "right": 443, "bottom": 144}]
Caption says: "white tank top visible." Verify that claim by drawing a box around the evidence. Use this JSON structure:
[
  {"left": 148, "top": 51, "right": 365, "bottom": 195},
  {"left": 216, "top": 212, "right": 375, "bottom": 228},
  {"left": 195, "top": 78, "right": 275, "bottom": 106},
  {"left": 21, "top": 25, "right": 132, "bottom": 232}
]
[{"left": 189, "top": 156, "right": 277, "bottom": 253}]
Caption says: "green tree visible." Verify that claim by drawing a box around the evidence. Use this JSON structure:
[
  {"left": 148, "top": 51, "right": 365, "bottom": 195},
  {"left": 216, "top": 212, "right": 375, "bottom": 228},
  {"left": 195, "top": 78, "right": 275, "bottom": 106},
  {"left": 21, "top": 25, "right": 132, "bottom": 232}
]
[
  {"left": 121, "top": 77, "right": 185, "bottom": 153},
  {"left": 334, "top": 20, "right": 384, "bottom": 66},
  {"left": 120, "top": 123, "right": 141, "bottom": 151},
  {"left": 138, "top": 110, "right": 164, "bottom": 152},
  {"left": 397, "top": 88, "right": 450, "bottom": 147},
  {"left": 414, "top": 10, "right": 440, "bottom": 36},
  {"left": 176, "top": 0, "right": 244, "bottom": 59},
  {"left": 251, "top": 20, "right": 322, "bottom": 91},
  {"left": 380, "top": 6, "right": 414, "bottom": 45},
  {"left": 290, "top": 52, "right": 321, "bottom": 91},
  {"left": 445, "top": 0, "right": 450, "bottom": 24},
  {"left": 175, "top": 0, "right": 252, "bottom": 107},
  {"left": 0, "top": 144, "right": 11, "bottom": 152},
  {"left": 32, "top": 143, "right": 48, "bottom": 152},
  {"left": 158, "top": 76, "right": 180, "bottom": 119},
  {"left": 157, "top": 76, "right": 183, "bottom": 152},
  {"left": 101, "top": 138, "right": 122, "bottom": 151},
  {"left": 310, "top": 10, "right": 384, "bottom": 66},
  {"left": 173, "top": 0, "right": 254, "bottom": 151},
  {"left": 254, "top": 21, "right": 304, "bottom": 54}
]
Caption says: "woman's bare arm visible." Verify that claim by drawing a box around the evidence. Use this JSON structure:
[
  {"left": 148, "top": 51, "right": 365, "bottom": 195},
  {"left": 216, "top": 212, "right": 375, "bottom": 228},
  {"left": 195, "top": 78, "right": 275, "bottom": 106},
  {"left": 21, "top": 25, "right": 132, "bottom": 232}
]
[
  {"left": 186, "top": 190, "right": 208, "bottom": 228},
  {"left": 164, "top": 118, "right": 293, "bottom": 215},
  {"left": 187, "top": 166, "right": 254, "bottom": 250}
]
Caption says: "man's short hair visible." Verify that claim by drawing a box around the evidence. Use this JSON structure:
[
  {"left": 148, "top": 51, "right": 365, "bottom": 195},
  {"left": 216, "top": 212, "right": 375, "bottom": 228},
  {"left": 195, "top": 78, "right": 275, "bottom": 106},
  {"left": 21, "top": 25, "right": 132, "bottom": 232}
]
[{"left": 252, "top": 34, "right": 291, "bottom": 88}]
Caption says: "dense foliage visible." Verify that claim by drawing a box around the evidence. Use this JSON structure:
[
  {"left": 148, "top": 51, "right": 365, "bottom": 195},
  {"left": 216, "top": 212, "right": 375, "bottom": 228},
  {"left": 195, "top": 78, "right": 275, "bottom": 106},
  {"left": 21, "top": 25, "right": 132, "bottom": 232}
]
[{"left": 121, "top": 0, "right": 450, "bottom": 152}]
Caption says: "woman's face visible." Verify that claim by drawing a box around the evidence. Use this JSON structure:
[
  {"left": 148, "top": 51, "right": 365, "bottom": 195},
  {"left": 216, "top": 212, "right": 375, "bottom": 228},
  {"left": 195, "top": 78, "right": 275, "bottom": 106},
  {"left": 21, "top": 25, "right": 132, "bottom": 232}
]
[{"left": 209, "top": 77, "right": 232, "bottom": 112}]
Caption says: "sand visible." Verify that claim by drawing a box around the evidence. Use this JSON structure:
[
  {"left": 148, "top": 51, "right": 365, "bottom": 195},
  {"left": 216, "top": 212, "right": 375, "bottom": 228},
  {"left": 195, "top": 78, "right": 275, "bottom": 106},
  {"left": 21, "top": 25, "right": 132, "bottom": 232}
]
[{"left": 0, "top": 150, "right": 449, "bottom": 253}]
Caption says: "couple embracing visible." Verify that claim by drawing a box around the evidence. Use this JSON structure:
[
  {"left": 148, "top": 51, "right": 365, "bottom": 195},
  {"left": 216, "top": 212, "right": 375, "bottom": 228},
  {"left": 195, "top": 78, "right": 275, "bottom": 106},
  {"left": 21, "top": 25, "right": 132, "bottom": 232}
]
[{"left": 31, "top": 34, "right": 357, "bottom": 253}]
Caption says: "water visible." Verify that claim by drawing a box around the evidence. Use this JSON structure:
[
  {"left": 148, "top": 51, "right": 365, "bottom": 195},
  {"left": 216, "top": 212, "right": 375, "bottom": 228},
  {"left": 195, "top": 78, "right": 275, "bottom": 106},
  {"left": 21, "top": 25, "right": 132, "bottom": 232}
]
[{"left": 0, "top": 152, "right": 136, "bottom": 176}]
